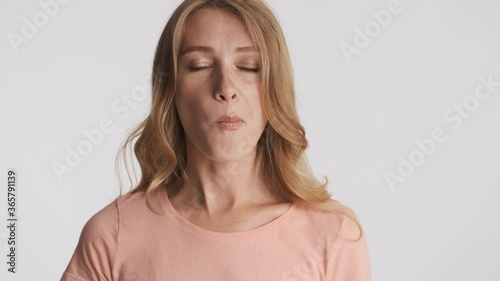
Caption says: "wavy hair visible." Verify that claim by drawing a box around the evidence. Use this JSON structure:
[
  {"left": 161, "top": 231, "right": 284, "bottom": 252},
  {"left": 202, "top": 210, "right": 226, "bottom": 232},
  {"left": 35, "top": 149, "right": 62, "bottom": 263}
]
[{"left": 115, "top": 0, "right": 365, "bottom": 241}]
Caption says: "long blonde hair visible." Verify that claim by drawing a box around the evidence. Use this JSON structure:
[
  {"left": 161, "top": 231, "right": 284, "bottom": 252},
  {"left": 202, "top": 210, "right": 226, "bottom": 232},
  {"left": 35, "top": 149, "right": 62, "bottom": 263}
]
[{"left": 115, "top": 0, "right": 365, "bottom": 241}]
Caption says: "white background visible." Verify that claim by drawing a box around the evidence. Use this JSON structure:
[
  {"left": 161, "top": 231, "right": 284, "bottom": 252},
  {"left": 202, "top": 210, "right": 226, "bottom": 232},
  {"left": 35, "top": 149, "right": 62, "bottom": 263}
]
[{"left": 1, "top": 0, "right": 499, "bottom": 280}]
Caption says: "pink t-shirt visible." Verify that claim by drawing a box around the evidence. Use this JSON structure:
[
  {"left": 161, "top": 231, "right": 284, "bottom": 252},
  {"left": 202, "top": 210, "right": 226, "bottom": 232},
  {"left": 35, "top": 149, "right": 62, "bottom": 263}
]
[{"left": 60, "top": 187, "right": 371, "bottom": 281}]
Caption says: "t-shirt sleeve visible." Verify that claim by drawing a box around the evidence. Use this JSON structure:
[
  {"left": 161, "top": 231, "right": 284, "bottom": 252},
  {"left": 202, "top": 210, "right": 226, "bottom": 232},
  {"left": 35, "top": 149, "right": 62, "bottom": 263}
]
[
  {"left": 325, "top": 214, "right": 372, "bottom": 281},
  {"left": 60, "top": 199, "right": 119, "bottom": 281}
]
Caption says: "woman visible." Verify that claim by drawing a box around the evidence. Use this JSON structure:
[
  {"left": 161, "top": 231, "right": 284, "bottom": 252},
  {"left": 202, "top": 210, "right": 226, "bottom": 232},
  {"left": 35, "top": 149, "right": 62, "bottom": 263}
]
[{"left": 61, "top": 0, "right": 371, "bottom": 280}]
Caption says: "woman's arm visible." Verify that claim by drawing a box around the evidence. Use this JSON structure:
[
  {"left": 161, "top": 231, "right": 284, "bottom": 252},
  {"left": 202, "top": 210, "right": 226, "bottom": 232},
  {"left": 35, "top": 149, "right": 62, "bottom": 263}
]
[{"left": 324, "top": 214, "right": 372, "bottom": 281}]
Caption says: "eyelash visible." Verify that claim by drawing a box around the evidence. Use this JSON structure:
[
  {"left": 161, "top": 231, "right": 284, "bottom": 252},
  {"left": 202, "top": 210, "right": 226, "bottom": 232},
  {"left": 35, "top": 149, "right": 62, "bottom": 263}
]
[{"left": 188, "top": 66, "right": 260, "bottom": 73}]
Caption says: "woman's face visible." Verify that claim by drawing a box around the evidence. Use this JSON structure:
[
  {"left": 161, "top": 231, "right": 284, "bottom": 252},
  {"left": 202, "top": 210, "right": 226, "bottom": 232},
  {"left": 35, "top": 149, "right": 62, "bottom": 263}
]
[{"left": 175, "top": 8, "right": 267, "bottom": 162}]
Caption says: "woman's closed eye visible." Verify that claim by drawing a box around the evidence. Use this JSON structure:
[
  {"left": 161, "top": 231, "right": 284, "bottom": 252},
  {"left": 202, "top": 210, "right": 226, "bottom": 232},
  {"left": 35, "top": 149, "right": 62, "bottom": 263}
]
[
  {"left": 188, "top": 65, "right": 260, "bottom": 72},
  {"left": 238, "top": 66, "right": 260, "bottom": 72},
  {"left": 188, "top": 65, "right": 211, "bottom": 72}
]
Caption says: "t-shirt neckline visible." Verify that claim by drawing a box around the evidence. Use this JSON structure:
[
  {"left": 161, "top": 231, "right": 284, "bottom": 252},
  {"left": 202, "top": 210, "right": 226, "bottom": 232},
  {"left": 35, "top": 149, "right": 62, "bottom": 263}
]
[{"left": 160, "top": 185, "right": 299, "bottom": 238}]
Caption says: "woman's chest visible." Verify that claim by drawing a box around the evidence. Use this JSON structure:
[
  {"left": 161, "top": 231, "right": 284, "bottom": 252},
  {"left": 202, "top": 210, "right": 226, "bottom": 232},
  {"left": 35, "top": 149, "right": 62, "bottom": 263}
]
[{"left": 112, "top": 232, "right": 332, "bottom": 281}]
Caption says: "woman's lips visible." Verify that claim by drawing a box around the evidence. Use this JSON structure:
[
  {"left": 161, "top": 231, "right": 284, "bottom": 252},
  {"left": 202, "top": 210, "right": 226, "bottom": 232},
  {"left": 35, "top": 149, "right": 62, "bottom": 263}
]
[{"left": 216, "top": 120, "right": 244, "bottom": 130}]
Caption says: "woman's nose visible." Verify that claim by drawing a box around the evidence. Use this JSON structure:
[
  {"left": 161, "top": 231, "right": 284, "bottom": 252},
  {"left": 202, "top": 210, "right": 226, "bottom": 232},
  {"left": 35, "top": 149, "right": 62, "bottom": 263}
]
[{"left": 214, "top": 65, "right": 238, "bottom": 102}]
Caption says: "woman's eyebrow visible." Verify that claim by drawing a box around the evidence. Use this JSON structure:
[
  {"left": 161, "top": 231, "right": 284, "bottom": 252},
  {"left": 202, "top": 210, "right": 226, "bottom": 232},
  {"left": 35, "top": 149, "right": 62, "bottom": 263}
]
[{"left": 180, "top": 46, "right": 259, "bottom": 56}]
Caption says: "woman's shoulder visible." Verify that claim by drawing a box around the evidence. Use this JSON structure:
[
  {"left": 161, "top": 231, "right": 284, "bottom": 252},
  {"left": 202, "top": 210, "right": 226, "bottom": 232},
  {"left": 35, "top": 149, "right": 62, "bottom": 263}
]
[
  {"left": 78, "top": 197, "right": 120, "bottom": 242},
  {"left": 62, "top": 196, "right": 125, "bottom": 280},
  {"left": 115, "top": 188, "right": 166, "bottom": 216},
  {"left": 78, "top": 190, "right": 145, "bottom": 234},
  {"left": 74, "top": 190, "right": 157, "bottom": 247},
  {"left": 295, "top": 199, "right": 363, "bottom": 240}
]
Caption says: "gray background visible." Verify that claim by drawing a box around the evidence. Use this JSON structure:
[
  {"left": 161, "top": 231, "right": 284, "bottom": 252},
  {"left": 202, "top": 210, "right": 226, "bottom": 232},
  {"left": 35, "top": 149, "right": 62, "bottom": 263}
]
[{"left": 0, "top": 0, "right": 499, "bottom": 280}]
